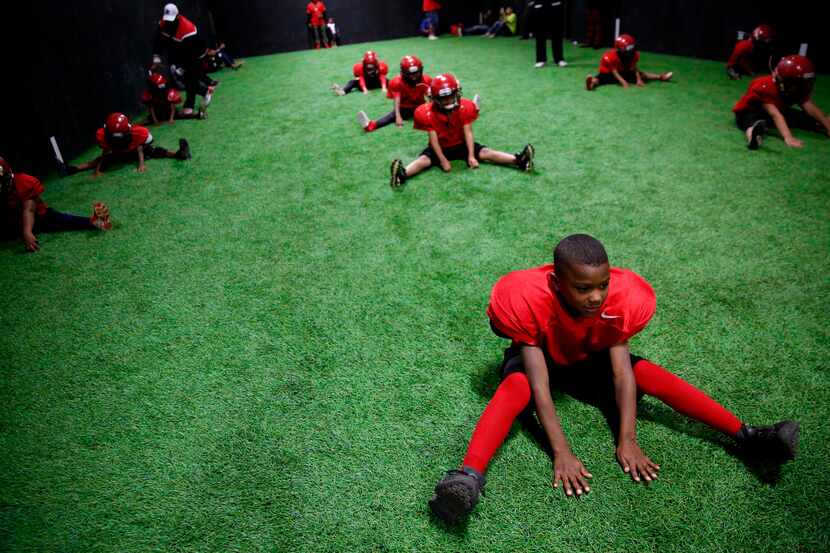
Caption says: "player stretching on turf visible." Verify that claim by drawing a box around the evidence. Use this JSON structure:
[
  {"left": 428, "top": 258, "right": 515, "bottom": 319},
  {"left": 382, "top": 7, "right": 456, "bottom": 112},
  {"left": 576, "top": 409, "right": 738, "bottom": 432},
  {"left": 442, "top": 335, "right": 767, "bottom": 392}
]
[
  {"left": 585, "top": 34, "right": 672, "bottom": 91},
  {"left": 332, "top": 51, "right": 389, "bottom": 96},
  {"left": 389, "top": 73, "right": 534, "bottom": 189},
  {"left": 358, "top": 55, "right": 431, "bottom": 132},
  {"left": 733, "top": 55, "right": 830, "bottom": 150},
  {"left": 429, "top": 234, "right": 800, "bottom": 524}
]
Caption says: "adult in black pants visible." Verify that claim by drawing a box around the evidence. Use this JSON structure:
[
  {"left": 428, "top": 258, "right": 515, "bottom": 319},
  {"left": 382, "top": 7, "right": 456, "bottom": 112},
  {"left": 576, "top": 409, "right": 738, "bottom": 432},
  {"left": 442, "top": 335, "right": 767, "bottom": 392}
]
[{"left": 530, "top": 1, "right": 566, "bottom": 68}]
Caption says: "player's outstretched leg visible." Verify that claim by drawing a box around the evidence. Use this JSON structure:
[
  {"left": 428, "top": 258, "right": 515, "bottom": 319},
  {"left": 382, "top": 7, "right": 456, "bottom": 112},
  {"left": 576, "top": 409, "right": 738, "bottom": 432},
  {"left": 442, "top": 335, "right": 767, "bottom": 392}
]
[
  {"left": 357, "top": 111, "right": 378, "bottom": 132},
  {"left": 176, "top": 139, "right": 191, "bottom": 160},
  {"left": 736, "top": 421, "right": 800, "bottom": 462},
  {"left": 429, "top": 467, "right": 486, "bottom": 524},
  {"left": 331, "top": 83, "right": 346, "bottom": 96},
  {"left": 390, "top": 159, "right": 407, "bottom": 188},
  {"left": 90, "top": 202, "right": 113, "bottom": 230},
  {"left": 586, "top": 75, "right": 599, "bottom": 91},
  {"left": 516, "top": 144, "right": 535, "bottom": 171},
  {"left": 746, "top": 120, "right": 767, "bottom": 150}
]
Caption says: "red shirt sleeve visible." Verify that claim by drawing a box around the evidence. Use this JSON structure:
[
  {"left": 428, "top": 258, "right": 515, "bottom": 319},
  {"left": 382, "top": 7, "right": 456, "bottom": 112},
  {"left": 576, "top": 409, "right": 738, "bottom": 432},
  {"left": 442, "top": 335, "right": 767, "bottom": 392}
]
[
  {"left": 141, "top": 91, "right": 153, "bottom": 105},
  {"left": 413, "top": 104, "right": 433, "bottom": 132},
  {"left": 599, "top": 51, "right": 617, "bottom": 73},
  {"left": 96, "top": 128, "right": 108, "bottom": 150},
  {"left": 728, "top": 39, "right": 752, "bottom": 67},
  {"left": 379, "top": 62, "right": 388, "bottom": 88},
  {"left": 128, "top": 126, "right": 152, "bottom": 151},
  {"left": 387, "top": 76, "right": 400, "bottom": 99},
  {"left": 14, "top": 174, "right": 45, "bottom": 202},
  {"left": 459, "top": 99, "right": 479, "bottom": 125},
  {"left": 306, "top": 2, "right": 313, "bottom": 14},
  {"left": 486, "top": 272, "right": 544, "bottom": 346},
  {"left": 167, "top": 89, "right": 182, "bottom": 104},
  {"left": 352, "top": 63, "right": 363, "bottom": 78},
  {"left": 620, "top": 271, "right": 656, "bottom": 338}
]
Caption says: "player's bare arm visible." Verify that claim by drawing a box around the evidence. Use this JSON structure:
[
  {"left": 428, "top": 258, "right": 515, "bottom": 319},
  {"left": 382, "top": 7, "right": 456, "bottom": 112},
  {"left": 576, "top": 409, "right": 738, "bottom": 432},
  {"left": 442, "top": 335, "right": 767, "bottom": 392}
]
[
  {"left": 94, "top": 152, "right": 109, "bottom": 177},
  {"left": 635, "top": 67, "right": 645, "bottom": 87},
  {"left": 429, "top": 131, "right": 451, "bottom": 172},
  {"left": 801, "top": 100, "right": 830, "bottom": 136},
  {"left": 394, "top": 95, "right": 403, "bottom": 127},
  {"left": 610, "top": 342, "right": 660, "bottom": 483},
  {"left": 763, "top": 103, "right": 802, "bottom": 147},
  {"left": 613, "top": 69, "right": 629, "bottom": 88},
  {"left": 21, "top": 199, "right": 39, "bottom": 252},
  {"left": 523, "top": 345, "right": 593, "bottom": 496},
  {"left": 150, "top": 105, "right": 159, "bottom": 124},
  {"left": 136, "top": 145, "right": 146, "bottom": 173},
  {"left": 463, "top": 124, "right": 479, "bottom": 169}
]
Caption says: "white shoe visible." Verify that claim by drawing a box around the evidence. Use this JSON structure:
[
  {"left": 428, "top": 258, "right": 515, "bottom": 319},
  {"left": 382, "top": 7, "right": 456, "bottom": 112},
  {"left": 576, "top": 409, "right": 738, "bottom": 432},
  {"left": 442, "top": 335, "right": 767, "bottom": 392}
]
[
  {"left": 331, "top": 83, "right": 345, "bottom": 96},
  {"left": 357, "top": 110, "right": 370, "bottom": 129},
  {"left": 472, "top": 94, "right": 481, "bottom": 110},
  {"left": 428, "top": 35, "right": 439, "bottom": 40},
  {"left": 558, "top": 60, "right": 568, "bottom": 67},
  {"left": 534, "top": 62, "right": 545, "bottom": 68}
]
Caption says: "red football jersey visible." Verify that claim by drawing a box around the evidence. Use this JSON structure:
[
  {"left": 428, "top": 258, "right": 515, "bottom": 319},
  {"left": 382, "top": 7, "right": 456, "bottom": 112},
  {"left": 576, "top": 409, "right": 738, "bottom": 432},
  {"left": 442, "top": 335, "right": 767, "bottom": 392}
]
[
  {"left": 141, "top": 89, "right": 182, "bottom": 109},
  {"left": 95, "top": 125, "right": 153, "bottom": 152},
  {"left": 306, "top": 1, "right": 327, "bottom": 26},
  {"left": 732, "top": 75, "right": 790, "bottom": 113},
  {"left": 353, "top": 61, "right": 389, "bottom": 79},
  {"left": 487, "top": 264, "right": 656, "bottom": 366},
  {"left": 413, "top": 98, "right": 479, "bottom": 149},
  {"left": 727, "top": 39, "right": 754, "bottom": 68},
  {"left": 599, "top": 49, "right": 640, "bottom": 74},
  {"left": 158, "top": 15, "right": 198, "bottom": 41},
  {"left": 387, "top": 74, "right": 432, "bottom": 109},
  {"left": 423, "top": 0, "right": 441, "bottom": 11},
  {"left": 5, "top": 173, "right": 48, "bottom": 219}
]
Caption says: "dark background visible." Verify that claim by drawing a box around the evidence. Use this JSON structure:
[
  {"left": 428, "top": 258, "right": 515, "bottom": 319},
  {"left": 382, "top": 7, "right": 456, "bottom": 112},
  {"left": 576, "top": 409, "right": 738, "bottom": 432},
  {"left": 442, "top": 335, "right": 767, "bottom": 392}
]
[{"left": 3, "top": 0, "right": 827, "bottom": 177}]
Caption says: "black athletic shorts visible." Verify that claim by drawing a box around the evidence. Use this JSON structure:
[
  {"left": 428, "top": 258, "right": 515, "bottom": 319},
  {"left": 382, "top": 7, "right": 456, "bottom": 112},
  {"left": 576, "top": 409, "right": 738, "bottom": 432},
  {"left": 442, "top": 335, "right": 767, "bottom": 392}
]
[
  {"left": 420, "top": 142, "right": 485, "bottom": 166},
  {"left": 734, "top": 106, "right": 822, "bottom": 132},
  {"left": 596, "top": 70, "right": 637, "bottom": 85}
]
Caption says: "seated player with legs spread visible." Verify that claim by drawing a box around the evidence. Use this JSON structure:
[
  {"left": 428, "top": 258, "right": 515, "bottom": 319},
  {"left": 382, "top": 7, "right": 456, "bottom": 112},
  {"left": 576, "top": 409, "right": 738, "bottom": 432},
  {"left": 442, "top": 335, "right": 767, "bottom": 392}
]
[
  {"left": 332, "top": 51, "right": 388, "bottom": 96},
  {"left": 727, "top": 25, "right": 774, "bottom": 80},
  {"left": 733, "top": 55, "right": 829, "bottom": 150},
  {"left": 428, "top": 234, "right": 800, "bottom": 525},
  {"left": 585, "top": 34, "right": 673, "bottom": 91},
  {"left": 389, "top": 74, "right": 534, "bottom": 189},
  {"left": 61, "top": 113, "right": 191, "bottom": 177},
  {"left": 1, "top": 157, "right": 111, "bottom": 252},
  {"left": 357, "top": 55, "right": 431, "bottom": 133},
  {"left": 142, "top": 73, "right": 206, "bottom": 124}
]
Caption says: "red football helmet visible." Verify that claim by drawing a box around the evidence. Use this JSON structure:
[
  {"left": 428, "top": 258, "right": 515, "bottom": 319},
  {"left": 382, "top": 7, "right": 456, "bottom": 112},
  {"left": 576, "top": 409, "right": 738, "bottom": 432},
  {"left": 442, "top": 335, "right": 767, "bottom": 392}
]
[
  {"left": 104, "top": 113, "right": 132, "bottom": 148},
  {"left": 751, "top": 24, "right": 773, "bottom": 44},
  {"left": 0, "top": 156, "right": 13, "bottom": 192},
  {"left": 615, "top": 34, "right": 636, "bottom": 53},
  {"left": 363, "top": 50, "right": 379, "bottom": 76},
  {"left": 148, "top": 73, "right": 168, "bottom": 90},
  {"left": 774, "top": 55, "right": 816, "bottom": 101},
  {"left": 400, "top": 55, "right": 423, "bottom": 84},
  {"left": 430, "top": 73, "right": 462, "bottom": 111}
]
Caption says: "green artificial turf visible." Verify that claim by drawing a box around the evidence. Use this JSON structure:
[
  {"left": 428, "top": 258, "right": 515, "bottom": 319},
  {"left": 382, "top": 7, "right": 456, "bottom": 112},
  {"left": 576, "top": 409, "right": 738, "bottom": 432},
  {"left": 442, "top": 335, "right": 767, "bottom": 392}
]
[{"left": 1, "top": 37, "right": 829, "bottom": 552}]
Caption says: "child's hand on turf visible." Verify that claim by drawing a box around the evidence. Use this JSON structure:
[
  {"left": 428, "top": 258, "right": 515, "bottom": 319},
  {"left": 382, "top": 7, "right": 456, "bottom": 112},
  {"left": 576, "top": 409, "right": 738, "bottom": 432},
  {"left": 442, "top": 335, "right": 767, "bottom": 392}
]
[
  {"left": 440, "top": 159, "right": 452, "bottom": 172},
  {"left": 616, "top": 439, "right": 660, "bottom": 483},
  {"left": 395, "top": 116, "right": 403, "bottom": 127},
  {"left": 137, "top": 164, "right": 146, "bottom": 173},
  {"left": 636, "top": 79, "right": 645, "bottom": 87},
  {"left": 468, "top": 156, "right": 479, "bottom": 169},
  {"left": 23, "top": 232, "right": 39, "bottom": 252},
  {"left": 785, "top": 136, "right": 803, "bottom": 148},
  {"left": 553, "top": 451, "right": 593, "bottom": 496}
]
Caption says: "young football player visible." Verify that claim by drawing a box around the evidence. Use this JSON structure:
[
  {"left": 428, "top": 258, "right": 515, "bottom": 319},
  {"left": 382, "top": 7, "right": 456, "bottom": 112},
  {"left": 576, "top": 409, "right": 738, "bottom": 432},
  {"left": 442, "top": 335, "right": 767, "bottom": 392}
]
[
  {"left": 142, "top": 73, "right": 207, "bottom": 124},
  {"left": 306, "top": 0, "right": 329, "bottom": 49},
  {"left": 733, "top": 55, "right": 829, "bottom": 150},
  {"left": 331, "top": 51, "right": 389, "bottom": 96},
  {"left": 389, "top": 73, "right": 534, "bottom": 188},
  {"left": 428, "top": 234, "right": 800, "bottom": 524},
  {"left": 727, "top": 25, "right": 774, "bottom": 80},
  {"left": 357, "top": 55, "right": 431, "bottom": 132},
  {"left": 62, "top": 113, "right": 191, "bottom": 177},
  {"left": 1, "top": 157, "right": 111, "bottom": 252},
  {"left": 585, "top": 34, "right": 673, "bottom": 91}
]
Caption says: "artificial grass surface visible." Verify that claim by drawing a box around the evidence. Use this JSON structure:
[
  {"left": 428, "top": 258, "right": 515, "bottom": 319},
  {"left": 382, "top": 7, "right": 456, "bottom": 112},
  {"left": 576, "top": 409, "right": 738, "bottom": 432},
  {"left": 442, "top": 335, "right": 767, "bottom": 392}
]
[{"left": 1, "top": 37, "right": 829, "bottom": 552}]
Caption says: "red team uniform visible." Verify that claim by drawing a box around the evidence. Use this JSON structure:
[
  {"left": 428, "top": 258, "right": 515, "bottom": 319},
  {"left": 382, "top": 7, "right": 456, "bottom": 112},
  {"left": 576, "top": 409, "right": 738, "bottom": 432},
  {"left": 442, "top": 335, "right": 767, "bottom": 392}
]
[
  {"left": 359, "top": 56, "right": 431, "bottom": 132},
  {"left": 599, "top": 49, "right": 640, "bottom": 78},
  {"left": 413, "top": 97, "right": 481, "bottom": 161},
  {"left": 387, "top": 73, "right": 432, "bottom": 110},
  {"left": 307, "top": 1, "right": 329, "bottom": 49},
  {"left": 96, "top": 125, "right": 153, "bottom": 153},
  {"left": 141, "top": 82, "right": 183, "bottom": 122},
  {"left": 352, "top": 60, "right": 389, "bottom": 91},
  {"left": 726, "top": 25, "right": 773, "bottom": 79}
]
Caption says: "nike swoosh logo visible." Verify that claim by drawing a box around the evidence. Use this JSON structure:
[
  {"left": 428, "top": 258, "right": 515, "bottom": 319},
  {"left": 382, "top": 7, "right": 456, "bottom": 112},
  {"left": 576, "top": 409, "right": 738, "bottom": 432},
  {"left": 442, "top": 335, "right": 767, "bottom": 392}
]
[{"left": 600, "top": 312, "right": 621, "bottom": 319}]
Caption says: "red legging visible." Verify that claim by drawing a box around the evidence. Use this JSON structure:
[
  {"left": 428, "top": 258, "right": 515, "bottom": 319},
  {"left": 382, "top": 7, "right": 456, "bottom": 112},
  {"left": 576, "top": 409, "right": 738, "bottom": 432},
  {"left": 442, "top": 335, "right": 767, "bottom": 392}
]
[{"left": 461, "top": 360, "right": 743, "bottom": 474}]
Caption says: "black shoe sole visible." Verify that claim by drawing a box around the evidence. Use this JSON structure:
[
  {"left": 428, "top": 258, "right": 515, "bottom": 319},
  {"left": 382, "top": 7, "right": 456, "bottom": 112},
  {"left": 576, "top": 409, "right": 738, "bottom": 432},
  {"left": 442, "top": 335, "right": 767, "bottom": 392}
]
[
  {"left": 178, "top": 138, "right": 192, "bottom": 160},
  {"left": 390, "top": 159, "right": 405, "bottom": 189},
  {"left": 747, "top": 120, "right": 767, "bottom": 150},
  {"left": 428, "top": 481, "right": 476, "bottom": 524}
]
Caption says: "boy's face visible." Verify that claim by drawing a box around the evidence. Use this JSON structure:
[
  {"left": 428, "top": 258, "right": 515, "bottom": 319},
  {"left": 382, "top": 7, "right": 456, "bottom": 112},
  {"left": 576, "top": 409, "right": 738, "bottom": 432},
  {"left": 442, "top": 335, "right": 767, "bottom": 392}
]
[{"left": 549, "top": 262, "right": 611, "bottom": 317}]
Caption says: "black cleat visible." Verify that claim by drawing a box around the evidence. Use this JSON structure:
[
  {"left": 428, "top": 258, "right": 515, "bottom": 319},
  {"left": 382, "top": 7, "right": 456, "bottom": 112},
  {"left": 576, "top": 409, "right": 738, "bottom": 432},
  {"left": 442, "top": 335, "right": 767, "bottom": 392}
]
[
  {"left": 390, "top": 159, "right": 407, "bottom": 189},
  {"left": 747, "top": 120, "right": 767, "bottom": 150},
  {"left": 516, "top": 143, "right": 535, "bottom": 172},
  {"left": 56, "top": 160, "right": 80, "bottom": 177},
  {"left": 736, "top": 420, "right": 800, "bottom": 462},
  {"left": 428, "top": 468, "right": 485, "bottom": 524},
  {"left": 177, "top": 138, "right": 192, "bottom": 160}
]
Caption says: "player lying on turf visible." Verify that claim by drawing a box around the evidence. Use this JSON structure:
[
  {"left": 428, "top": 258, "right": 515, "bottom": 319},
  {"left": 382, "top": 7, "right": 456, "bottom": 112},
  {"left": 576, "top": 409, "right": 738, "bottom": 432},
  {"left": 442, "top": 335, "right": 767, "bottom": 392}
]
[
  {"left": 357, "top": 55, "right": 431, "bottom": 132},
  {"left": 331, "top": 51, "right": 388, "bottom": 96},
  {"left": 389, "top": 73, "right": 534, "bottom": 189},
  {"left": 732, "top": 55, "right": 830, "bottom": 150},
  {"left": 142, "top": 73, "right": 207, "bottom": 124},
  {"left": 60, "top": 113, "right": 191, "bottom": 177},
  {"left": 428, "top": 234, "right": 800, "bottom": 524},
  {"left": 1, "top": 156, "right": 111, "bottom": 252},
  {"left": 585, "top": 34, "right": 673, "bottom": 91},
  {"left": 727, "top": 25, "right": 774, "bottom": 80}
]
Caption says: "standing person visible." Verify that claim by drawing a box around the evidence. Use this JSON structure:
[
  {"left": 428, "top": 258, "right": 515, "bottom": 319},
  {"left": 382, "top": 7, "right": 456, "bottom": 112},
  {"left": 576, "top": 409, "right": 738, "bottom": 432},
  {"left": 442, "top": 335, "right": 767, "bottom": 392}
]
[
  {"left": 357, "top": 55, "right": 431, "bottom": 132},
  {"left": 1, "top": 157, "right": 111, "bottom": 252},
  {"left": 421, "top": 0, "right": 441, "bottom": 40},
  {"left": 585, "top": 34, "right": 673, "bottom": 90},
  {"left": 152, "top": 3, "right": 214, "bottom": 115},
  {"left": 306, "top": 0, "right": 329, "bottom": 49},
  {"left": 326, "top": 18, "right": 342, "bottom": 47},
  {"left": 732, "top": 55, "right": 829, "bottom": 150},
  {"left": 428, "top": 234, "right": 800, "bottom": 524},
  {"left": 530, "top": 1, "right": 567, "bottom": 68},
  {"left": 727, "top": 25, "right": 774, "bottom": 80},
  {"left": 331, "top": 51, "right": 389, "bottom": 96}
]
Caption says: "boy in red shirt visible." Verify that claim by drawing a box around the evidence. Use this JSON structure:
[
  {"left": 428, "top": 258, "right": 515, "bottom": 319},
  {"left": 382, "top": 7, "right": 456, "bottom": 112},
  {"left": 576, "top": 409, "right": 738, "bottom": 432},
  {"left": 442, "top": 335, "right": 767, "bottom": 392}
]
[
  {"left": 62, "top": 113, "right": 191, "bottom": 177},
  {"left": 428, "top": 234, "right": 800, "bottom": 524},
  {"left": 1, "top": 157, "right": 111, "bottom": 252},
  {"left": 732, "top": 55, "right": 829, "bottom": 150},
  {"left": 389, "top": 73, "right": 534, "bottom": 188},
  {"left": 357, "top": 55, "right": 431, "bottom": 132},
  {"left": 332, "top": 51, "right": 389, "bottom": 96},
  {"left": 306, "top": 1, "right": 329, "bottom": 49},
  {"left": 142, "top": 73, "right": 206, "bottom": 124},
  {"left": 585, "top": 34, "right": 673, "bottom": 91},
  {"left": 727, "top": 25, "right": 774, "bottom": 80}
]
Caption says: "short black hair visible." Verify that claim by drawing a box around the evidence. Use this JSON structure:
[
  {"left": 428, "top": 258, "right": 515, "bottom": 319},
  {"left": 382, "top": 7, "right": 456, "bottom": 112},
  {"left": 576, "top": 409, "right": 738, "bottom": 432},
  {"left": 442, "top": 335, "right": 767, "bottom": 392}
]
[{"left": 553, "top": 234, "right": 608, "bottom": 270}]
